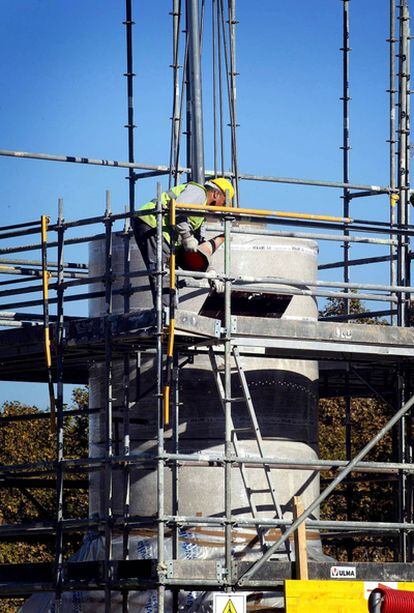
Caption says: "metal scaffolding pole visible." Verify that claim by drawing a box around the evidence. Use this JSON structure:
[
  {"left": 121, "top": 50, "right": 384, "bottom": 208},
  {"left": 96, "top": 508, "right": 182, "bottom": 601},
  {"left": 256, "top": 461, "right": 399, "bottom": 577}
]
[
  {"left": 54, "top": 198, "right": 65, "bottom": 610},
  {"left": 397, "top": 0, "right": 411, "bottom": 562},
  {"left": 341, "top": 0, "right": 353, "bottom": 560},
  {"left": 341, "top": 0, "right": 351, "bottom": 308},
  {"left": 223, "top": 213, "right": 233, "bottom": 589},
  {"left": 171, "top": 352, "right": 180, "bottom": 612},
  {"left": 0, "top": 147, "right": 394, "bottom": 192},
  {"left": 122, "top": 213, "right": 132, "bottom": 613},
  {"left": 155, "top": 183, "right": 166, "bottom": 612},
  {"left": 124, "top": 0, "right": 136, "bottom": 213},
  {"left": 227, "top": 0, "right": 240, "bottom": 206},
  {"left": 397, "top": 1, "right": 410, "bottom": 325},
  {"left": 389, "top": 0, "right": 398, "bottom": 324},
  {"left": 103, "top": 191, "right": 114, "bottom": 611},
  {"left": 186, "top": 0, "right": 205, "bottom": 183},
  {"left": 405, "top": 2, "right": 413, "bottom": 561}
]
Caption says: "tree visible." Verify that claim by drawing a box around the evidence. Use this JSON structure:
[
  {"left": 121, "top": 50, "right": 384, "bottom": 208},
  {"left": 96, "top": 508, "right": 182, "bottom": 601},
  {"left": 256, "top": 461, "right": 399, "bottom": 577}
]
[{"left": 0, "top": 389, "right": 88, "bottom": 612}]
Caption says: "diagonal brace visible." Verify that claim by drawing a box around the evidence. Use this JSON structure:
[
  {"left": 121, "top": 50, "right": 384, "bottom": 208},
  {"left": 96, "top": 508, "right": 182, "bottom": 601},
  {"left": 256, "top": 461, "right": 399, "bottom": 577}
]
[{"left": 237, "top": 392, "right": 414, "bottom": 585}]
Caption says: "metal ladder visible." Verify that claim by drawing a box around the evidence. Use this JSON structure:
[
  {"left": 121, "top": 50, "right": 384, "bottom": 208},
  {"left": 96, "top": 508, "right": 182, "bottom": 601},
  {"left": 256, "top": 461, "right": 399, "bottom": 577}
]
[{"left": 208, "top": 346, "right": 291, "bottom": 558}]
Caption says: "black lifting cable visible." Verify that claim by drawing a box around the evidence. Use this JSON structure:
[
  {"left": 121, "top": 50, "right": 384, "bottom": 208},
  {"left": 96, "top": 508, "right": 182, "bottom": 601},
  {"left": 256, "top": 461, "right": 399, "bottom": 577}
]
[
  {"left": 218, "top": 0, "right": 240, "bottom": 204},
  {"left": 168, "top": 0, "right": 182, "bottom": 188},
  {"left": 216, "top": 0, "right": 226, "bottom": 176},
  {"left": 212, "top": 0, "right": 218, "bottom": 176},
  {"left": 226, "top": 0, "right": 240, "bottom": 206},
  {"left": 169, "top": 0, "right": 205, "bottom": 187},
  {"left": 200, "top": 0, "right": 206, "bottom": 54},
  {"left": 172, "top": 27, "right": 189, "bottom": 185}
]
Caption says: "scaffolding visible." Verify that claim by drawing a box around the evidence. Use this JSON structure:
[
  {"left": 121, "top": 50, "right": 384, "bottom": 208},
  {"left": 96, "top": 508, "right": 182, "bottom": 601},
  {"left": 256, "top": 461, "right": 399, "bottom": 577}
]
[{"left": 0, "top": 1, "right": 413, "bottom": 611}]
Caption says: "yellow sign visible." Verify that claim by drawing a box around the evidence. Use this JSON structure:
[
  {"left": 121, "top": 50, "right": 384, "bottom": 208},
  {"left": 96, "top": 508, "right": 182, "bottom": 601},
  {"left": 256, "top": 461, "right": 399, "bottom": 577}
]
[
  {"left": 285, "top": 579, "right": 414, "bottom": 612},
  {"left": 213, "top": 593, "right": 246, "bottom": 613},
  {"left": 223, "top": 600, "right": 237, "bottom": 613}
]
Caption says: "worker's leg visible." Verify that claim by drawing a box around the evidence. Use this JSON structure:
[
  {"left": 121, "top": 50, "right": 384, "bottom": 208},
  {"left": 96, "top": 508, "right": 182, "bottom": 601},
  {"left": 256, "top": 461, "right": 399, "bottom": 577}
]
[{"left": 132, "top": 218, "right": 170, "bottom": 307}]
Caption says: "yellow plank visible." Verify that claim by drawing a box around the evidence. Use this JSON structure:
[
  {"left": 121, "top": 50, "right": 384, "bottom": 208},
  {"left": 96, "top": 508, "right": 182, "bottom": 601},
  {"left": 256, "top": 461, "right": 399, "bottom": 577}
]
[
  {"left": 285, "top": 580, "right": 414, "bottom": 613},
  {"left": 398, "top": 582, "right": 414, "bottom": 592}
]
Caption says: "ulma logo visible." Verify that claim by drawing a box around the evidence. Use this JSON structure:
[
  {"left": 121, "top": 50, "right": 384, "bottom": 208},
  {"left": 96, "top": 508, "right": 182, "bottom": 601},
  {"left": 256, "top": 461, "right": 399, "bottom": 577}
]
[
  {"left": 222, "top": 600, "right": 237, "bottom": 613},
  {"left": 330, "top": 565, "right": 357, "bottom": 579}
]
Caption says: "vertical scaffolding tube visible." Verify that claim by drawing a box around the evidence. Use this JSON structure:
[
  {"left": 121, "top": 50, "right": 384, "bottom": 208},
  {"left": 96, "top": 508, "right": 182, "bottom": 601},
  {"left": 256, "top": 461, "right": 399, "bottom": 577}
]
[
  {"left": 397, "top": 0, "right": 410, "bottom": 561},
  {"left": 224, "top": 213, "right": 233, "bottom": 588},
  {"left": 122, "top": 213, "right": 132, "bottom": 613},
  {"left": 341, "top": 0, "right": 353, "bottom": 560},
  {"left": 124, "top": 0, "right": 136, "bottom": 212},
  {"left": 341, "top": 0, "right": 351, "bottom": 311},
  {"left": 54, "top": 198, "right": 65, "bottom": 610},
  {"left": 41, "top": 215, "right": 56, "bottom": 432},
  {"left": 156, "top": 183, "right": 166, "bottom": 612},
  {"left": 186, "top": 0, "right": 205, "bottom": 183},
  {"left": 172, "top": 352, "right": 180, "bottom": 612},
  {"left": 405, "top": 9, "right": 411, "bottom": 232},
  {"left": 227, "top": 0, "right": 240, "bottom": 206},
  {"left": 389, "top": 0, "right": 398, "bottom": 324},
  {"left": 397, "top": 1, "right": 410, "bottom": 320},
  {"left": 103, "top": 191, "right": 114, "bottom": 611},
  {"left": 405, "top": 6, "right": 413, "bottom": 560}
]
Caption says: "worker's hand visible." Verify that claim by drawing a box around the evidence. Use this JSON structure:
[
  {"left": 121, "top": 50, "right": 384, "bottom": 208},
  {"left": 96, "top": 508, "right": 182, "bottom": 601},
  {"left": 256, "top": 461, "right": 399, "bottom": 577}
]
[
  {"left": 181, "top": 235, "right": 199, "bottom": 252},
  {"left": 206, "top": 268, "right": 225, "bottom": 294}
]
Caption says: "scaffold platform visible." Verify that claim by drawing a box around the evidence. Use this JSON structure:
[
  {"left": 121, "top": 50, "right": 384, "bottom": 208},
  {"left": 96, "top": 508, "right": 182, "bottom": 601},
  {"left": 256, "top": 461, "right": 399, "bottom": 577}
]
[{"left": 0, "top": 310, "right": 411, "bottom": 401}]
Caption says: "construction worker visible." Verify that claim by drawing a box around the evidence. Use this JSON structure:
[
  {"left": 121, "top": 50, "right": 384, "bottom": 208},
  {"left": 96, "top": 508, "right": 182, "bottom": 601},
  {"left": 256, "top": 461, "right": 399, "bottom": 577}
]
[{"left": 132, "top": 177, "right": 234, "bottom": 306}]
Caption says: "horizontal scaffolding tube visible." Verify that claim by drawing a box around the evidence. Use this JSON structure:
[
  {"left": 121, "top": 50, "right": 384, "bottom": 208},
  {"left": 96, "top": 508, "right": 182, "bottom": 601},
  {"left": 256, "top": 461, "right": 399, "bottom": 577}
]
[
  {"left": 0, "top": 258, "right": 88, "bottom": 270},
  {"left": 319, "top": 254, "right": 392, "bottom": 270},
  {"left": 0, "top": 450, "right": 413, "bottom": 478},
  {"left": 320, "top": 309, "right": 397, "bottom": 322},
  {"left": 177, "top": 270, "right": 400, "bottom": 303},
  {"left": 206, "top": 224, "right": 397, "bottom": 246},
  {"left": 0, "top": 148, "right": 392, "bottom": 192},
  {"left": 0, "top": 515, "right": 412, "bottom": 539}
]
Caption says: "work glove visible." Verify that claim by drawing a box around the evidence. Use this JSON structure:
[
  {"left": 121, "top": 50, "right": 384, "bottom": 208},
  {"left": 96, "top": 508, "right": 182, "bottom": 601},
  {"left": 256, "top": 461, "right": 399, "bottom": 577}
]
[
  {"left": 181, "top": 235, "right": 199, "bottom": 252},
  {"left": 206, "top": 268, "right": 225, "bottom": 294}
]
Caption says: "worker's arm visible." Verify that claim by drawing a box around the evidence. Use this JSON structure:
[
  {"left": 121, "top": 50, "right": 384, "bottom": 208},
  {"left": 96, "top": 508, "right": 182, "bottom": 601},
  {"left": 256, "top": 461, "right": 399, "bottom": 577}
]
[{"left": 175, "top": 184, "right": 206, "bottom": 239}]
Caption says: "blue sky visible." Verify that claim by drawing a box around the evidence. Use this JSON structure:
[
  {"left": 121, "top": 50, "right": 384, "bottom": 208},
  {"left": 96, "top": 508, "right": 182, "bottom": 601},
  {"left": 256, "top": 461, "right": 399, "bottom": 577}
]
[{"left": 0, "top": 1, "right": 403, "bottom": 407}]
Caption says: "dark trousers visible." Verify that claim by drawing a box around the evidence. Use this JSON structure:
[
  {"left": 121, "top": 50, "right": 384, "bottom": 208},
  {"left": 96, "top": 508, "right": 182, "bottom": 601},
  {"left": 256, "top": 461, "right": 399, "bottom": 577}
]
[{"left": 132, "top": 217, "right": 171, "bottom": 307}]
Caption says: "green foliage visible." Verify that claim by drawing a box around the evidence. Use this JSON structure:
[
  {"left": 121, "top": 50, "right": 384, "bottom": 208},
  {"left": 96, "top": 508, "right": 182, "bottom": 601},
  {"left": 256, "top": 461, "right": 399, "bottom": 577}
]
[{"left": 0, "top": 389, "right": 89, "bottom": 612}]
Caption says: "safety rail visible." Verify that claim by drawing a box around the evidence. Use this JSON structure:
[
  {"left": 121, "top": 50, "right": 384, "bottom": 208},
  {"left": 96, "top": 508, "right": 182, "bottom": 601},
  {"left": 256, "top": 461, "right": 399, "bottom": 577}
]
[{"left": 0, "top": 200, "right": 411, "bottom": 317}]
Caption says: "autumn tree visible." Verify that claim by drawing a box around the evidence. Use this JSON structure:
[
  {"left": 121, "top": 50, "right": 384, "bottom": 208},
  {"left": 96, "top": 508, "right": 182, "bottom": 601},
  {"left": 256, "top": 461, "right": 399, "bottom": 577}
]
[{"left": 0, "top": 388, "right": 88, "bottom": 612}]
